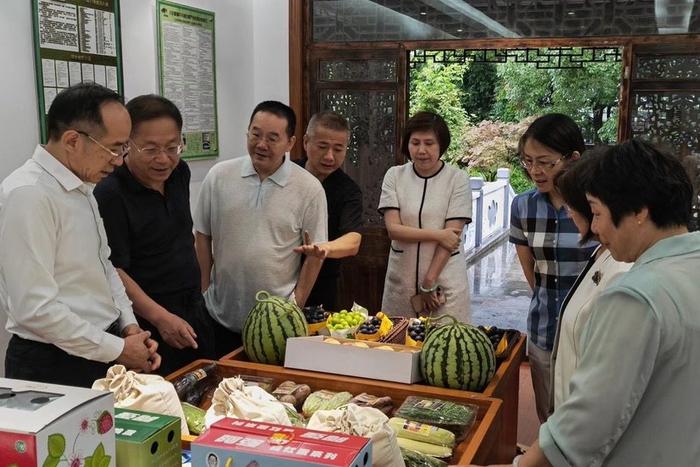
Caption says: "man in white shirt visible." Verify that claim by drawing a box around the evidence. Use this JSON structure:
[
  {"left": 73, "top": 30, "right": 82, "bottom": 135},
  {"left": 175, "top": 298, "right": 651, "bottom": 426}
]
[
  {"left": 0, "top": 83, "right": 160, "bottom": 387},
  {"left": 194, "top": 101, "right": 327, "bottom": 357}
]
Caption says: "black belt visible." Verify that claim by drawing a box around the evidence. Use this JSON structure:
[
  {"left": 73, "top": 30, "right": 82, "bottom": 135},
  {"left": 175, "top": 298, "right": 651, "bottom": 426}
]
[{"left": 105, "top": 319, "right": 121, "bottom": 337}]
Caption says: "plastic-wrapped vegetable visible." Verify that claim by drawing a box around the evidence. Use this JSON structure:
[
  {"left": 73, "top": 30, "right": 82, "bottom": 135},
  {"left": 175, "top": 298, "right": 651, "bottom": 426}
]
[
  {"left": 272, "top": 380, "right": 312, "bottom": 409},
  {"left": 349, "top": 393, "right": 393, "bottom": 415},
  {"left": 396, "top": 438, "right": 452, "bottom": 458},
  {"left": 388, "top": 417, "right": 455, "bottom": 448},
  {"left": 239, "top": 374, "right": 275, "bottom": 393},
  {"left": 284, "top": 405, "right": 306, "bottom": 427},
  {"left": 395, "top": 396, "right": 476, "bottom": 441},
  {"left": 181, "top": 402, "right": 206, "bottom": 435},
  {"left": 400, "top": 447, "right": 448, "bottom": 467},
  {"left": 301, "top": 390, "right": 353, "bottom": 418}
]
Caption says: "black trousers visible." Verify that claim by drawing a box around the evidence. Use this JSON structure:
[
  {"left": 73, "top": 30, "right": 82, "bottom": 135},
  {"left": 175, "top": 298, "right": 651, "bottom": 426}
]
[
  {"left": 142, "top": 289, "right": 218, "bottom": 376},
  {"left": 305, "top": 274, "right": 340, "bottom": 311},
  {"left": 211, "top": 318, "right": 242, "bottom": 359},
  {"left": 5, "top": 334, "right": 111, "bottom": 388}
]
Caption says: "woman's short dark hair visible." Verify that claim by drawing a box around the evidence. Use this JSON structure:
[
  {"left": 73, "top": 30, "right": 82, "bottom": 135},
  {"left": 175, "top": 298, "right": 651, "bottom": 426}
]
[
  {"left": 249, "top": 100, "right": 296, "bottom": 138},
  {"left": 126, "top": 94, "right": 182, "bottom": 132},
  {"left": 587, "top": 139, "right": 692, "bottom": 228},
  {"left": 519, "top": 113, "right": 586, "bottom": 159},
  {"left": 400, "top": 111, "right": 451, "bottom": 159},
  {"left": 47, "top": 83, "right": 123, "bottom": 141},
  {"left": 556, "top": 149, "right": 605, "bottom": 244}
]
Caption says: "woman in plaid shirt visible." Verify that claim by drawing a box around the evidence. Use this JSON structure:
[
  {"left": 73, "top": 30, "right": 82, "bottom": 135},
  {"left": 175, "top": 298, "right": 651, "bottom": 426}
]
[{"left": 509, "top": 114, "right": 598, "bottom": 423}]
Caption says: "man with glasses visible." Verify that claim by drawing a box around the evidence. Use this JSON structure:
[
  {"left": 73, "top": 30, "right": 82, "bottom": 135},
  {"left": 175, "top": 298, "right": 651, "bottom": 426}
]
[
  {"left": 0, "top": 83, "right": 160, "bottom": 387},
  {"left": 195, "top": 101, "right": 327, "bottom": 357},
  {"left": 94, "top": 94, "right": 216, "bottom": 375}
]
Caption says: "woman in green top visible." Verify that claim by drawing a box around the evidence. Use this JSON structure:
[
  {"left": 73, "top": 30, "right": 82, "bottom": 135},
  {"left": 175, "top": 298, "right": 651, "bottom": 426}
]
[{"left": 488, "top": 139, "right": 700, "bottom": 467}]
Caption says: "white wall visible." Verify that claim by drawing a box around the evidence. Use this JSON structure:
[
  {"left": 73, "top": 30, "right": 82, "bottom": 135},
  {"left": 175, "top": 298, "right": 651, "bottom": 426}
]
[
  {"left": 253, "top": 1, "right": 291, "bottom": 105},
  {"left": 0, "top": 0, "right": 289, "bottom": 376},
  {"left": 0, "top": 2, "right": 41, "bottom": 178}
]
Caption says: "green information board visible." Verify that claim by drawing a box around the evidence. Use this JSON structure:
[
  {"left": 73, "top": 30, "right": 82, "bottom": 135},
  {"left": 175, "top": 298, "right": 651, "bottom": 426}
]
[
  {"left": 157, "top": 0, "right": 218, "bottom": 160},
  {"left": 31, "top": 0, "right": 124, "bottom": 143}
]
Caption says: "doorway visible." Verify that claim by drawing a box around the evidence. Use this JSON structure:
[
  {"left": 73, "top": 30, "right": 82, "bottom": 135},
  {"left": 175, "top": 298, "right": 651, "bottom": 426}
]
[{"left": 291, "top": 0, "right": 700, "bottom": 310}]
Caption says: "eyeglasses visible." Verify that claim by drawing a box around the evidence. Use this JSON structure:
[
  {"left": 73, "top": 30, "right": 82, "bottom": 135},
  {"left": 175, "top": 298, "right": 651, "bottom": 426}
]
[
  {"left": 520, "top": 157, "right": 562, "bottom": 172},
  {"left": 247, "top": 131, "right": 285, "bottom": 146},
  {"left": 130, "top": 140, "right": 184, "bottom": 158},
  {"left": 76, "top": 130, "right": 129, "bottom": 161}
]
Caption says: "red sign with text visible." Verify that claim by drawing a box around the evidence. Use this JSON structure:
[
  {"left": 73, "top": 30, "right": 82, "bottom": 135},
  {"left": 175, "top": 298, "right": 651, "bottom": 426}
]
[{"left": 192, "top": 418, "right": 372, "bottom": 467}]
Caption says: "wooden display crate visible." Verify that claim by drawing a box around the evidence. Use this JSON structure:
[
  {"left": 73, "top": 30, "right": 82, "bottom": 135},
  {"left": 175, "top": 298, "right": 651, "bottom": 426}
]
[
  {"left": 220, "top": 333, "right": 526, "bottom": 461},
  {"left": 169, "top": 359, "right": 503, "bottom": 465}
]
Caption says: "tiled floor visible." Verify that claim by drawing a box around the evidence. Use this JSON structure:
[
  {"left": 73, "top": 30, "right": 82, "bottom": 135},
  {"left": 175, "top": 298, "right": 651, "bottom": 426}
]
[
  {"left": 467, "top": 239, "right": 540, "bottom": 446},
  {"left": 469, "top": 240, "right": 530, "bottom": 332}
]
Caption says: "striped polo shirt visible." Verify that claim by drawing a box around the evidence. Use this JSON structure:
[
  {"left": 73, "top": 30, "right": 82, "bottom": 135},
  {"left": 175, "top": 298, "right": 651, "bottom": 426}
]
[{"left": 509, "top": 189, "right": 597, "bottom": 351}]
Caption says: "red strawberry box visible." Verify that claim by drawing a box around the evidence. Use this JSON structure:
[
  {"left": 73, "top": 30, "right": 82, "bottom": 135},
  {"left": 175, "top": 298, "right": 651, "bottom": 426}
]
[
  {"left": 192, "top": 418, "right": 372, "bottom": 467},
  {"left": 0, "top": 378, "right": 115, "bottom": 467}
]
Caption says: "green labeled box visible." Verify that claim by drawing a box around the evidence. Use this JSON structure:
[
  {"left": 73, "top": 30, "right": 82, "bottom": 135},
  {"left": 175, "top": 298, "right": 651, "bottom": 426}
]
[{"left": 114, "top": 408, "right": 180, "bottom": 467}]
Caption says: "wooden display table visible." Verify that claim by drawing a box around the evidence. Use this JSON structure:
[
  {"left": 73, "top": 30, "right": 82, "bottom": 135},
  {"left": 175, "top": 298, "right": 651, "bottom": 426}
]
[
  {"left": 220, "top": 333, "right": 526, "bottom": 462},
  {"left": 170, "top": 359, "right": 503, "bottom": 465}
]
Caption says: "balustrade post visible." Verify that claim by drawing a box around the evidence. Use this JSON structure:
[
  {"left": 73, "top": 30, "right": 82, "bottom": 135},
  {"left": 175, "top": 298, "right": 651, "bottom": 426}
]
[
  {"left": 470, "top": 176, "right": 485, "bottom": 248},
  {"left": 497, "top": 168, "right": 512, "bottom": 230}
]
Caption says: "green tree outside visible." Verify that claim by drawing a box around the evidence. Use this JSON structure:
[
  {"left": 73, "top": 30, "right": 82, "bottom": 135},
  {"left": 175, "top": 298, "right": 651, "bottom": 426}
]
[
  {"left": 409, "top": 59, "right": 470, "bottom": 164},
  {"left": 409, "top": 49, "right": 622, "bottom": 193}
]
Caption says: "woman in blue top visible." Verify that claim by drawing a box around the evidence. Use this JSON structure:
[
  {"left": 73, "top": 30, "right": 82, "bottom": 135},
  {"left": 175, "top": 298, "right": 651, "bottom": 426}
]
[{"left": 509, "top": 114, "right": 597, "bottom": 422}]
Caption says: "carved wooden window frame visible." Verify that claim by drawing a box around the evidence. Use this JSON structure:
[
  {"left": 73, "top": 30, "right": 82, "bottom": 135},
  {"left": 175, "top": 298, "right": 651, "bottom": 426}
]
[{"left": 290, "top": 0, "right": 700, "bottom": 158}]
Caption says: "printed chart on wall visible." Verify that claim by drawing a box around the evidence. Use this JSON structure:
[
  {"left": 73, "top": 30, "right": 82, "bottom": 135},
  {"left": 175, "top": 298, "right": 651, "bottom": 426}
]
[
  {"left": 158, "top": 1, "right": 218, "bottom": 159},
  {"left": 32, "top": 0, "right": 123, "bottom": 143}
]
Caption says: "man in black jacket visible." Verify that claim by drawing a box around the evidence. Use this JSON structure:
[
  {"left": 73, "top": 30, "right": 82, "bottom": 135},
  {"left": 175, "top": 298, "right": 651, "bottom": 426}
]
[
  {"left": 295, "top": 111, "right": 363, "bottom": 311},
  {"left": 95, "top": 94, "right": 215, "bottom": 375}
]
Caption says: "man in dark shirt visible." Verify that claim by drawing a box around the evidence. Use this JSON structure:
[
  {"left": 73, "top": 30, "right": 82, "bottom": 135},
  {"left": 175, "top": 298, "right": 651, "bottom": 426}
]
[
  {"left": 95, "top": 94, "right": 215, "bottom": 375},
  {"left": 295, "top": 111, "right": 363, "bottom": 310}
]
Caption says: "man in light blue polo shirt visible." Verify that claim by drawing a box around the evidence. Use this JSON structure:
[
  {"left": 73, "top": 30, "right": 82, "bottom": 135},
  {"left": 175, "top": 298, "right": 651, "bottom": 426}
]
[{"left": 195, "top": 101, "right": 327, "bottom": 357}]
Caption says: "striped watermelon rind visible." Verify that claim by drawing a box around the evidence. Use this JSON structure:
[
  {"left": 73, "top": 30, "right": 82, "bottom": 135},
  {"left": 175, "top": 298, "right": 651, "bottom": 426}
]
[
  {"left": 243, "top": 290, "right": 308, "bottom": 365},
  {"left": 420, "top": 315, "right": 496, "bottom": 391}
]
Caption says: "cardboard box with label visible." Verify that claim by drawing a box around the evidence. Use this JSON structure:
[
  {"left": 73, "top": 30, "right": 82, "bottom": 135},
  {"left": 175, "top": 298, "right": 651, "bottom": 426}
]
[
  {"left": 114, "top": 408, "right": 181, "bottom": 467},
  {"left": 192, "top": 418, "right": 372, "bottom": 467},
  {"left": 284, "top": 336, "right": 422, "bottom": 384},
  {"left": 0, "top": 378, "right": 115, "bottom": 467}
]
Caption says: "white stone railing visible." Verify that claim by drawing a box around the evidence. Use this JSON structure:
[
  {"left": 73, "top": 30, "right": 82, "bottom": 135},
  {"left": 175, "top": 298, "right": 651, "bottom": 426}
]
[{"left": 463, "top": 168, "right": 515, "bottom": 260}]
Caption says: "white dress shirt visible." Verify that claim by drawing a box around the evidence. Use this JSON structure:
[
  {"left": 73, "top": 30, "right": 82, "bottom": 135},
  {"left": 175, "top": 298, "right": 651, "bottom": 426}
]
[
  {"left": 0, "top": 145, "right": 136, "bottom": 362},
  {"left": 551, "top": 247, "right": 630, "bottom": 409}
]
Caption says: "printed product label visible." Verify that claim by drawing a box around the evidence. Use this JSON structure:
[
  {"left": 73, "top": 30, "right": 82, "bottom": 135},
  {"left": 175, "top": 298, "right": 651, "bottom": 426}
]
[{"left": 403, "top": 420, "right": 436, "bottom": 435}]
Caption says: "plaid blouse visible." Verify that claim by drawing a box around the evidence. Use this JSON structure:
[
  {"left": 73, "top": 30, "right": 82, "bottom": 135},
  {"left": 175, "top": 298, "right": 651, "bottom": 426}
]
[{"left": 509, "top": 189, "right": 597, "bottom": 351}]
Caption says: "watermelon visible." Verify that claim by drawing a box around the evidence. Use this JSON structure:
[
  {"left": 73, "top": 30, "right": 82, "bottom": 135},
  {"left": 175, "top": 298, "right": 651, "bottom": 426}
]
[
  {"left": 243, "top": 290, "right": 308, "bottom": 364},
  {"left": 420, "top": 315, "right": 496, "bottom": 391}
]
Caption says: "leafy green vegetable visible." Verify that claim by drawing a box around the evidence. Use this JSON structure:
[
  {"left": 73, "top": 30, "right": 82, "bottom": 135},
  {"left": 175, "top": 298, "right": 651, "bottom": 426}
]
[
  {"left": 396, "top": 397, "right": 475, "bottom": 425},
  {"left": 400, "top": 447, "right": 448, "bottom": 467}
]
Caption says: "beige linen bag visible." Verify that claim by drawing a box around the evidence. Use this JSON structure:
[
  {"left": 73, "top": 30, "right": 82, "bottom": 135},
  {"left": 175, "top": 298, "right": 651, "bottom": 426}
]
[
  {"left": 92, "top": 364, "right": 189, "bottom": 435},
  {"left": 204, "top": 376, "right": 292, "bottom": 428},
  {"left": 306, "top": 403, "right": 405, "bottom": 467}
]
